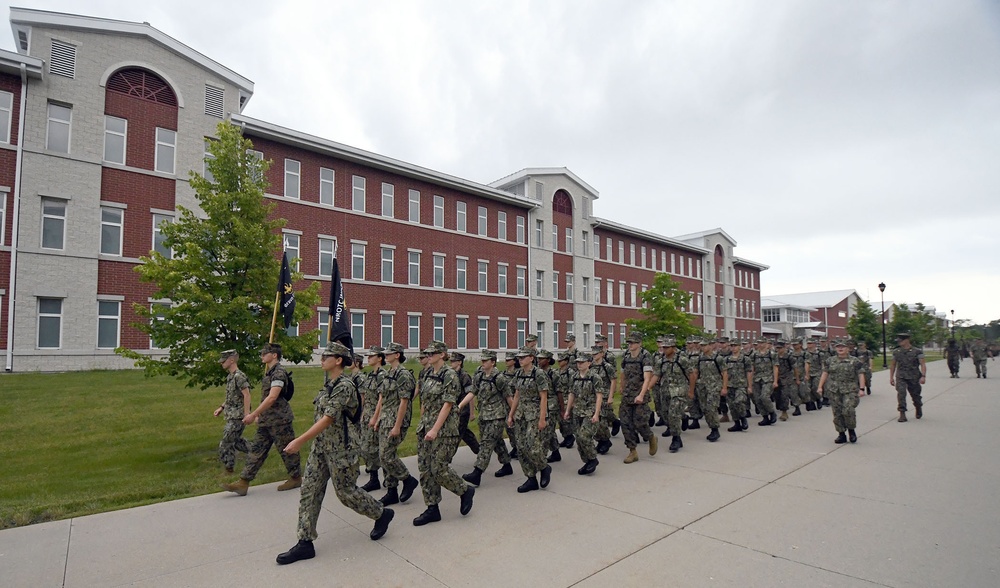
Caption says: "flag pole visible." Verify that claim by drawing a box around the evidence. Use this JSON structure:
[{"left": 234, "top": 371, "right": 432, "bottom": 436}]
[
  {"left": 327, "top": 242, "right": 338, "bottom": 341},
  {"left": 269, "top": 290, "right": 280, "bottom": 343}
]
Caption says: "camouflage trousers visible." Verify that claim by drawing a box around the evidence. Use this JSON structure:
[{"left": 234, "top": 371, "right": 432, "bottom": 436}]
[
  {"left": 752, "top": 381, "right": 776, "bottom": 417},
  {"left": 218, "top": 419, "right": 249, "bottom": 470},
  {"left": 458, "top": 408, "right": 481, "bottom": 455},
  {"left": 474, "top": 418, "right": 511, "bottom": 472},
  {"left": 696, "top": 384, "right": 722, "bottom": 429},
  {"left": 727, "top": 386, "right": 750, "bottom": 421},
  {"left": 652, "top": 387, "right": 667, "bottom": 421},
  {"left": 620, "top": 401, "right": 651, "bottom": 449},
  {"left": 360, "top": 410, "right": 380, "bottom": 472},
  {"left": 863, "top": 369, "right": 873, "bottom": 388},
  {"left": 378, "top": 422, "right": 411, "bottom": 490},
  {"left": 417, "top": 435, "right": 468, "bottom": 506},
  {"left": 782, "top": 378, "right": 803, "bottom": 406},
  {"left": 974, "top": 359, "right": 988, "bottom": 377},
  {"left": 505, "top": 423, "right": 519, "bottom": 452},
  {"left": 514, "top": 415, "right": 547, "bottom": 478},
  {"left": 559, "top": 408, "right": 576, "bottom": 440},
  {"left": 895, "top": 378, "right": 922, "bottom": 413},
  {"left": 666, "top": 396, "right": 688, "bottom": 437},
  {"left": 240, "top": 421, "right": 301, "bottom": 481},
  {"left": 574, "top": 416, "right": 599, "bottom": 462},
  {"left": 687, "top": 392, "right": 704, "bottom": 420},
  {"left": 772, "top": 380, "right": 793, "bottom": 411},
  {"left": 829, "top": 390, "right": 859, "bottom": 433},
  {"left": 545, "top": 402, "right": 560, "bottom": 452},
  {"left": 809, "top": 375, "right": 822, "bottom": 404},
  {"left": 596, "top": 402, "right": 616, "bottom": 442},
  {"left": 296, "top": 450, "right": 383, "bottom": 541}
]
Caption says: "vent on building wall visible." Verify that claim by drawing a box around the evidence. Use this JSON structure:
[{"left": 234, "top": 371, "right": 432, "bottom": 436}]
[
  {"left": 17, "top": 30, "right": 29, "bottom": 52},
  {"left": 107, "top": 69, "right": 178, "bottom": 107},
  {"left": 205, "top": 85, "right": 224, "bottom": 118},
  {"left": 534, "top": 181, "right": 544, "bottom": 201},
  {"left": 49, "top": 39, "right": 76, "bottom": 79}
]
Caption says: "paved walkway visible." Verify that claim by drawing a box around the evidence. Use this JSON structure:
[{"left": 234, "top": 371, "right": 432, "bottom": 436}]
[{"left": 2, "top": 357, "right": 997, "bottom": 587}]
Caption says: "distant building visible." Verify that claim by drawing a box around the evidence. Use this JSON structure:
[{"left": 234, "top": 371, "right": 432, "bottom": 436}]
[{"left": 760, "top": 290, "right": 860, "bottom": 340}]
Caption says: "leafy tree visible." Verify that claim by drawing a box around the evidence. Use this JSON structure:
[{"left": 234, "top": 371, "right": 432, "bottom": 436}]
[
  {"left": 626, "top": 273, "right": 702, "bottom": 351},
  {"left": 846, "top": 298, "right": 881, "bottom": 351},
  {"left": 118, "top": 122, "right": 320, "bottom": 388},
  {"left": 887, "top": 302, "right": 946, "bottom": 348}
]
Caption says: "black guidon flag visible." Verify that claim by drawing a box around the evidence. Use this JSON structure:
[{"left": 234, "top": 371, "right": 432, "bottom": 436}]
[
  {"left": 278, "top": 251, "right": 296, "bottom": 329},
  {"left": 327, "top": 257, "right": 354, "bottom": 356}
]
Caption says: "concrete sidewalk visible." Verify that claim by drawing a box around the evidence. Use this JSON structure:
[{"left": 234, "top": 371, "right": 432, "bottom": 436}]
[{"left": 2, "top": 357, "right": 997, "bottom": 587}]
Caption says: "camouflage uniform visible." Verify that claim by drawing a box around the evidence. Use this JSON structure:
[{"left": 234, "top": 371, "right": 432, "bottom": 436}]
[
  {"left": 724, "top": 350, "right": 752, "bottom": 422},
  {"left": 359, "top": 366, "right": 385, "bottom": 473},
  {"left": 791, "top": 346, "right": 807, "bottom": 406},
  {"left": 684, "top": 346, "right": 704, "bottom": 421},
  {"left": 538, "top": 360, "right": 560, "bottom": 454},
  {"left": 241, "top": 363, "right": 300, "bottom": 482},
  {"left": 219, "top": 368, "right": 250, "bottom": 470},
  {"left": 501, "top": 360, "right": 519, "bottom": 454},
  {"left": 658, "top": 351, "right": 694, "bottom": 437},
  {"left": 853, "top": 346, "right": 874, "bottom": 390},
  {"left": 378, "top": 364, "right": 415, "bottom": 491},
  {"left": 804, "top": 347, "right": 824, "bottom": 406},
  {"left": 971, "top": 341, "right": 989, "bottom": 378},
  {"left": 455, "top": 367, "right": 481, "bottom": 454},
  {"left": 569, "top": 367, "right": 606, "bottom": 463},
  {"left": 297, "top": 374, "right": 384, "bottom": 541},
  {"left": 470, "top": 367, "right": 512, "bottom": 472},
  {"left": 619, "top": 347, "right": 654, "bottom": 449},
  {"left": 416, "top": 364, "right": 469, "bottom": 506},
  {"left": 822, "top": 354, "right": 862, "bottom": 434},
  {"left": 592, "top": 355, "right": 616, "bottom": 443},
  {"left": 751, "top": 347, "right": 777, "bottom": 419},
  {"left": 893, "top": 346, "right": 925, "bottom": 413},
  {"left": 553, "top": 363, "right": 576, "bottom": 446},
  {"left": 651, "top": 349, "right": 666, "bottom": 423},
  {"left": 774, "top": 348, "right": 795, "bottom": 411},
  {"left": 511, "top": 364, "right": 551, "bottom": 478},
  {"left": 696, "top": 349, "right": 727, "bottom": 429}
]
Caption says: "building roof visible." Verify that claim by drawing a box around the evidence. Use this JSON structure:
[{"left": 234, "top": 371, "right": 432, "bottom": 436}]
[
  {"left": 761, "top": 289, "right": 858, "bottom": 309},
  {"left": 674, "top": 227, "right": 738, "bottom": 247},
  {"left": 0, "top": 47, "right": 43, "bottom": 77},
  {"left": 9, "top": 7, "right": 254, "bottom": 109},
  {"left": 490, "top": 167, "right": 600, "bottom": 199},
  {"left": 590, "top": 217, "right": 709, "bottom": 255},
  {"left": 232, "top": 114, "right": 540, "bottom": 210},
  {"left": 760, "top": 297, "right": 817, "bottom": 311},
  {"left": 732, "top": 256, "right": 770, "bottom": 271}
]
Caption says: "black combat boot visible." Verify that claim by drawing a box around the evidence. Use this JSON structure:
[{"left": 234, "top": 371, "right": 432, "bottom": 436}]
[
  {"left": 649, "top": 412, "right": 656, "bottom": 427},
  {"left": 547, "top": 449, "right": 561, "bottom": 463},
  {"left": 611, "top": 419, "right": 622, "bottom": 437},
  {"left": 560, "top": 434, "right": 575, "bottom": 449},
  {"left": 539, "top": 465, "right": 552, "bottom": 488},
  {"left": 276, "top": 540, "right": 315, "bottom": 565},
  {"left": 688, "top": 419, "right": 701, "bottom": 430},
  {"left": 460, "top": 487, "right": 475, "bottom": 515},
  {"left": 758, "top": 414, "right": 772, "bottom": 426},
  {"left": 596, "top": 439, "right": 612, "bottom": 455},
  {"left": 669, "top": 436, "right": 683, "bottom": 453},
  {"left": 727, "top": 421, "right": 742, "bottom": 432},
  {"left": 681, "top": 415, "right": 689, "bottom": 431},
  {"left": 379, "top": 487, "right": 399, "bottom": 506},
  {"left": 805, "top": 402, "right": 815, "bottom": 411},
  {"left": 509, "top": 448, "right": 519, "bottom": 460},
  {"left": 494, "top": 463, "right": 514, "bottom": 477},
  {"left": 915, "top": 405, "right": 923, "bottom": 419},
  {"left": 792, "top": 405, "right": 802, "bottom": 416},
  {"left": 370, "top": 508, "right": 394, "bottom": 540},
  {"left": 361, "top": 469, "right": 380, "bottom": 492},
  {"left": 399, "top": 475, "right": 419, "bottom": 503},
  {"left": 462, "top": 467, "right": 483, "bottom": 486},
  {"left": 740, "top": 417, "right": 749, "bottom": 430},
  {"left": 866, "top": 386, "right": 871, "bottom": 395},
  {"left": 834, "top": 432, "right": 847, "bottom": 444},
  {"left": 656, "top": 416, "right": 667, "bottom": 427},
  {"left": 517, "top": 476, "right": 539, "bottom": 493},
  {"left": 848, "top": 429, "right": 857, "bottom": 443},
  {"left": 707, "top": 428, "right": 720, "bottom": 442},
  {"left": 578, "top": 458, "right": 599, "bottom": 475},
  {"left": 412, "top": 505, "right": 441, "bottom": 526},
  {"left": 661, "top": 427, "right": 672, "bottom": 437}
]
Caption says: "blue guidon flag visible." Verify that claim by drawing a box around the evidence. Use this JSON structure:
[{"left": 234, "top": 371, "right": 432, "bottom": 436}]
[
  {"left": 278, "top": 251, "right": 296, "bottom": 329},
  {"left": 327, "top": 257, "right": 354, "bottom": 356}
]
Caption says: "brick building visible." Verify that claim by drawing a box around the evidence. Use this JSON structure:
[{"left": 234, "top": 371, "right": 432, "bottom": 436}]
[
  {"left": 760, "top": 289, "right": 860, "bottom": 340},
  {"left": 1, "top": 9, "right": 766, "bottom": 372}
]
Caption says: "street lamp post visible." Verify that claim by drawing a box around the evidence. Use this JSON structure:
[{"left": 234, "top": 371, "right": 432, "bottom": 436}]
[
  {"left": 879, "top": 282, "right": 887, "bottom": 368},
  {"left": 951, "top": 309, "right": 955, "bottom": 338}
]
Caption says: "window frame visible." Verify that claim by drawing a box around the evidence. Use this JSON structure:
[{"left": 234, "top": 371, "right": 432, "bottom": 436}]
[
  {"left": 477, "top": 206, "right": 487, "bottom": 237},
  {"left": 408, "top": 250, "right": 421, "bottom": 286},
  {"left": 40, "top": 198, "right": 66, "bottom": 250},
  {"left": 103, "top": 115, "right": 127, "bottom": 165},
  {"left": 320, "top": 168, "right": 335, "bottom": 206},
  {"left": 352, "top": 175, "right": 366, "bottom": 212},
  {"left": 381, "top": 246, "right": 394, "bottom": 283},
  {"left": 97, "top": 300, "right": 121, "bottom": 349},
  {"left": 456, "top": 201, "right": 467, "bottom": 233},
  {"left": 46, "top": 102, "right": 72, "bottom": 153},
  {"left": 433, "top": 195, "right": 444, "bottom": 228},
  {"left": 319, "top": 238, "right": 335, "bottom": 278},
  {"left": 382, "top": 182, "right": 395, "bottom": 218},
  {"left": 37, "top": 297, "right": 63, "bottom": 349},
  {"left": 99, "top": 206, "right": 123, "bottom": 256},
  {"left": 381, "top": 313, "right": 393, "bottom": 347},
  {"left": 284, "top": 159, "right": 301, "bottom": 199},
  {"left": 0, "top": 90, "right": 12, "bottom": 144},
  {"left": 497, "top": 211, "right": 507, "bottom": 241},
  {"left": 433, "top": 254, "right": 445, "bottom": 288},
  {"left": 351, "top": 242, "right": 366, "bottom": 280},
  {"left": 154, "top": 127, "right": 176, "bottom": 174},
  {"left": 408, "top": 189, "right": 420, "bottom": 223}
]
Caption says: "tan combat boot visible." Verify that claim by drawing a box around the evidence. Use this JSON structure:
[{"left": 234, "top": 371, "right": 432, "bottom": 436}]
[
  {"left": 648, "top": 434, "right": 658, "bottom": 456},
  {"left": 624, "top": 448, "right": 639, "bottom": 464},
  {"left": 779, "top": 410, "right": 789, "bottom": 421},
  {"left": 898, "top": 411, "right": 907, "bottom": 423},
  {"left": 277, "top": 476, "right": 302, "bottom": 491},
  {"left": 222, "top": 478, "right": 249, "bottom": 496}
]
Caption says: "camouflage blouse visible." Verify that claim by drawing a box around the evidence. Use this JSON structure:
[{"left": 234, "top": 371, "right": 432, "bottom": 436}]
[
  {"left": 311, "top": 373, "right": 360, "bottom": 468},
  {"left": 223, "top": 369, "right": 250, "bottom": 421},
  {"left": 417, "top": 365, "right": 460, "bottom": 437}
]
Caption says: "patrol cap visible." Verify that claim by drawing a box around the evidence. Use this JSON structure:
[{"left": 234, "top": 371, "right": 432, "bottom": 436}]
[
  {"left": 775, "top": 339, "right": 787, "bottom": 347},
  {"left": 718, "top": 337, "right": 730, "bottom": 344},
  {"left": 261, "top": 342, "right": 282, "bottom": 356},
  {"left": 418, "top": 349, "right": 429, "bottom": 358},
  {"left": 504, "top": 350, "right": 518, "bottom": 361},
  {"left": 687, "top": 337, "right": 701, "bottom": 345},
  {"left": 352, "top": 353, "right": 364, "bottom": 366},
  {"left": 423, "top": 340, "right": 448, "bottom": 355},
  {"left": 896, "top": 333, "right": 911, "bottom": 340},
  {"left": 660, "top": 337, "right": 677, "bottom": 348},
  {"left": 525, "top": 334, "right": 539, "bottom": 343},
  {"left": 516, "top": 346, "right": 537, "bottom": 357},
  {"left": 755, "top": 338, "right": 768, "bottom": 344},
  {"left": 557, "top": 350, "right": 571, "bottom": 362},
  {"left": 626, "top": 332, "right": 643, "bottom": 344},
  {"left": 481, "top": 349, "right": 497, "bottom": 362},
  {"left": 575, "top": 352, "right": 593, "bottom": 363},
  {"left": 219, "top": 349, "right": 238, "bottom": 362},
  {"left": 385, "top": 342, "right": 405, "bottom": 354},
  {"left": 701, "top": 339, "right": 714, "bottom": 347},
  {"left": 564, "top": 334, "right": 576, "bottom": 342},
  {"left": 834, "top": 339, "right": 848, "bottom": 347},
  {"left": 321, "top": 341, "right": 354, "bottom": 366},
  {"left": 806, "top": 338, "right": 817, "bottom": 345},
  {"left": 537, "top": 349, "right": 553, "bottom": 360},
  {"left": 365, "top": 345, "right": 385, "bottom": 356},
  {"left": 450, "top": 352, "right": 466, "bottom": 362},
  {"left": 590, "top": 345, "right": 605, "bottom": 354},
  {"left": 595, "top": 334, "right": 608, "bottom": 343}
]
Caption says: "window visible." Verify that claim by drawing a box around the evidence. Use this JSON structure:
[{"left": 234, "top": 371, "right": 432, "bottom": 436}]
[
  {"left": 566, "top": 273, "right": 573, "bottom": 301},
  {"left": 536, "top": 270, "right": 544, "bottom": 297},
  {"left": 457, "top": 318, "right": 468, "bottom": 349},
  {"left": 433, "top": 195, "right": 444, "bottom": 227},
  {"left": 619, "top": 282, "right": 626, "bottom": 306},
  {"left": 319, "top": 238, "right": 335, "bottom": 277},
  {"left": 607, "top": 280, "right": 614, "bottom": 305},
  {"left": 286, "top": 320, "right": 299, "bottom": 340},
  {"left": 203, "top": 140, "right": 215, "bottom": 183},
  {"left": 536, "top": 322, "right": 545, "bottom": 348},
  {"left": 433, "top": 255, "right": 445, "bottom": 288},
  {"left": 516, "top": 267, "right": 526, "bottom": 296},
  {"left": 408, "top": 315, "right": 420, "bottom": 349},
  {"left": 671, "top": 253, "right": 677, "bottom": 273},
  {"left": 594, "top": 278, "right": 600, "bottom": 304},
  {"left": 351, "top": 312, "right": 365, "bottom": 348},
  {"left": 317, "top": 310, "right": 329, "bottom": 347},
  {"left": 535, "top": 220, "right": 543, "bottom": 246},
  {"left": 661, "top": 251, "right": 666, "bottom": 271},
  {"left": 381, "top": 313, "right": 393, "bottom": 346},
  {"left": 97, "top": 300, "right": 120, "bottom": 349},
  {"left": 246, "top": 149, "right": 264, "bottom": 183},
  {"left": 750, "top": 274, "right": 755, "bottom": 289},
  {"left": 150, "top": 303, "right": 169, "bottom": 349},
  {"left": 516, "top": 216, "right": 525, "bottom": 244},
  {"left": 618, "top": 241, "right": 624, "bottom": 263},
  {"left": 154, "top": 128, "right": 176, "bottom": 174},
  {"left": 620, "top": 325, "right": 626, "bottom": 346},
  {"left": 100, "top": 207, "right": 123, "bottom": 256},
  {"left": 497, "top": 211, "right": 507, "bottom": 241},
  {"left": 0, "top": 194, "right": 6, "bottom": 246},
  {"left": 478, "top": 261, "right": 488, "bottom": 292},
  {"left": 497, "top": 264, "right": 507, "bottom": 294},
  {"left": 630, "top": 244, "right": 636, "bottom": 266},
  {"left": 382, "top": 183, "right": 394, "bottom": 218},
  {"left": 381, "top": 247, "right": 394, "bottom": 283},
  {"left": 498, "top": 319, "right": 508, "bottom": 349},
  {"left": 152, "top": 214, "right": 172, "bottom": 258},
  {"left": 408, "top": 251, "right": 420, "bottom": 285},
  {"left": 37, "top": 298, "right": 62, "bottom": 348},
  {"left": 434, "top": 316, "right": 445, "bottom": 342},
  {"left": 478, "top": 318, "right": 489, "bottom": 348},
  {"left": 582, "top": 230, "right": 589, "bottom": 256},
  {"left": 552, "top": 224, "right": 558, "bottom": 251},
  {"left": 283, "top": 233, "right": 300, "bottom": 272},
  {"left": 351, "top": 243, "right": 365, "bottom": 280},
  {"left": 606, "top": 237, "right": 612, "bottom": 261},
  {"left": 688, "top": 258, "right": 694, "bottom": 277},
  {"left": 352, "top": 175, "right": 366, "bottom": 212},
  {"left": 0, "top": 91, "right": 12, "bottom": 143},
  {"left": 641, "top": 246, "right": 647, "bottom": 268},
  {"left": 582, "top": 277, "right": 589, "bottom": 302},
  {"left": 565, "top": 228, "right": 573, "bottom": 253},
  {"left": 517, "top": 320, "right": 526, "bottom": 347},
  {"left": 631, "top": 283, "right": 637, "bottom": 307},
  {"left": 553, "top": 323, "right": 560, "bottom": 348},
  {"left": 408, "top": 189, "right": 420, "bottom": 223},
  {"left": 478, "top": 206, "right": 487, "bottom": 236},
  {"left": 552, "top": 272, "right": 559, "bottom": 299},
  {"left": 457, "top": 201, "right": 467, "bottom": 232},
  {"left": 651, "top": 248, "right": 657, "bottom": 270},
  {"left": 103, "top": 116, "right": 126, "bottom": 164},
  {"left": 607, "top": 324, "right": 614, "bottom": 348},
  {"left": 46, "top": 103, "right": 71, "bottom": 153},
  {"left": 284, "top": 159, "right": 300, "bottom": 199},
  {"left": 456, "top": 258, "right": 467, "bottom": 290},
  {"left": 320, "top": 168, "right": 335, "bottom": 206},
  {"left": 594, "top": 233, "right": 600, "bottom": 259},
  {"left": 762, "top": 308, "right": 781, "bottom": 322},
  {"left": 567, "top": 321, "right": 574, "bottom": 339}
]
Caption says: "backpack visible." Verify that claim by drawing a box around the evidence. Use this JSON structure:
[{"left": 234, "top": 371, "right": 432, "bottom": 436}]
[{"left": 279, "top": 370, "right": 295, "bottom": 401}]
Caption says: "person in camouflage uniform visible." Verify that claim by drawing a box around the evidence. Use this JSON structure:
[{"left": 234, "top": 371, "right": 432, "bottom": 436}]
[
  {"left": 547, "top": 351, "right": 574, "bottom": 462},
  {"left": 944, "top": 339, "right": 962, "bottom": 378},
  {"left": 890, "top": 333, "right": 926, "bottom": 422},
  {"left": 508, "top": 347, "right": 553, "bottom": 492},
  {"left": 774, "top": 340, "right": 796, "bottom": 420},
  {"left": 791, "top": 339, "right": 808, "bottom": 410},
  {"left": 501, "top": 350, "right": 519, "bottom": 459},
  {"left": 970, "top": 338, "right": 990, "bottom": 378},
  {"left": 803, "top": 339, "right": 823, "bottom": 411},
  {"left": 854, "top": 341, "right": 874, "bottom": 393},
  {"left": 276, "top": 342, "right": 394, "bottom": 565},
  {"left": 215, "top": 350, "right": 251, "bottom": 473},
  {"left": 655, "top": 337, "right": 696, "bottom": 453},
  {"left": 450, "top": 352, "right": 481, "bottom": 456},
  {"left": 818, "top": 339, "right": 832, "bottom": 406},
  {"left": 619, "top": 332, "right": 657, "bottom": 463},
  {"left": 751, "top": 339, "right": 779, "bottom": 426},
  {"left": 557, "top": 342, "right": 577, "bottom": 450},
  {"left": 696, "top": 339, "right": 729, "bottom": 441},
  {"left": 412, "top": 341, "right": 475, "bottom": 526},
  {"left": 591, "top": 344, "right": 616, "bottom": 455},
  {"left": 818, "top": 340, "right": 865, "bottom": 444},
  {"left": 682, "top": 337, "right": 704, "bottom": 430},
  {"left": 359, "top": 346, "right": 387, "bottom": 492},
  {"left": 650, "top": 340, "right": 666, "bottom": 428},
  {"left": 460, "top": 349, "right": 515, "bottom": 486},
  {"left": 724, "top": 340, "right": 753, "bottom": 432},
  {"left": 223, "top": 343, "right": 301, "bottom": 496},
  {"left": 374, "top": 342, "right": 420, "bottom": 507},
  {"left": 563, "top": 352, "right": 605, "bottom": 475},
  {"left": 535, "top": 350, "right": 561, "bottom": 463}
]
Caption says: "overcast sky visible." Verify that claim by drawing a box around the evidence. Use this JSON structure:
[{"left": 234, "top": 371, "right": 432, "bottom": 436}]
[{"left": 5, "top": 1, "right": 999, "bottom": 323}]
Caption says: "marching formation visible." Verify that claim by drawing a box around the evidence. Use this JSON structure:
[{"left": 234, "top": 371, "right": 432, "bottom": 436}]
[{"left": 212, "top": 331, "right": 933, "bottom": 566}]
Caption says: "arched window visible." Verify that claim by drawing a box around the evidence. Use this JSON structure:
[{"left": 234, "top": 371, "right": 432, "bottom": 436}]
[
  {"left": 107, "top": 68, "right": 178, "bottom": 107},
  {"left": 552, "top": 190, "right": 573, "bottom": 215}
]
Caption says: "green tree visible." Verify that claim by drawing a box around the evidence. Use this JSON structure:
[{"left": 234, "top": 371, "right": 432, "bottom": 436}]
[
  {"left": 846, "top": 298, "right": 881, "bottom": 351},
  {"left": 887, "top": 302, "right": 940, "bottom": 348},
  {"left": 118, "top": 122, "right": 321, "bottom": 388},
  {"left": 626, "top": 273, "right": 702, "bottom": 351}
]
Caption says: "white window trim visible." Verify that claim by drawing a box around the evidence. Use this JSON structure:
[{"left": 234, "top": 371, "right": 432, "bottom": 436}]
[
  {"left": 41, "top": 198, "right": 67, "bottom": 251},
  {"left": 382, "top": 182, "right": 395, "bottom": 218},
  {"left": 103, "top": 115, "right": 127, "bottom": 165},
  {"left": 37, "top": 297, "right": 63, "bottom": 349},
  {"left": 320, "top": 168, "right": 335, "bottom": 206},
  {"left": 46, "top": 102, "right": 72, "bottom": 153},
  {"left": 284, "top": 159, "right": 301, "bottom": 199},
  {"left": 100, "top": 206, "right": 124, "bottom": 257},
  {"left": 154, "top": 127, "right": 176, "bottom": 175},
  {"left": 352, "top": 175, "right": 366, "bottom": 212},
  {"left": 97, "top": 300, "right": 121, "bottom": 349},
  {"left": 0, "top": 90, "right": 12, "bottom": 144}
]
